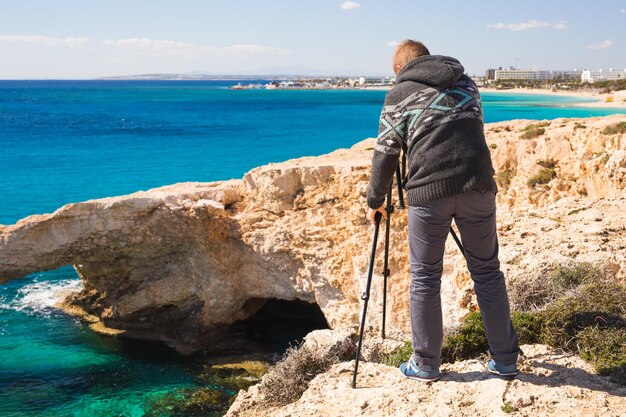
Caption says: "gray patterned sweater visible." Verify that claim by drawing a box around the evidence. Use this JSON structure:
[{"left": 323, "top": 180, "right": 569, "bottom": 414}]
[{"left": 366, "top": 55, "right": 497, "bottom": 209}]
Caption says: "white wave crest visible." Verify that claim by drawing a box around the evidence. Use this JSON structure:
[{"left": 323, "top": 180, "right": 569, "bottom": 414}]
[{"left": 1, "top": 279, "right": 83, "bottom": 316}]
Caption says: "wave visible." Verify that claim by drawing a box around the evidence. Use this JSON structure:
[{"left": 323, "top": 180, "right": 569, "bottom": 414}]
[{"left": 0, "top": 278, "right": 83, "bottom": 316}]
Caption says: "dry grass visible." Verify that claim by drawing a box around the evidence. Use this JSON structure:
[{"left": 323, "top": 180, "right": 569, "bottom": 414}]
[
  {"left": 527, "top": 167, "right": 556, "bottom": 187},
  {"left": 381, "top": 261, "right": 626, "bottom": 385},
  {"left": 508, "top": 261, "right": 604, "bottom": 311},
  {"left": 602, "top": 122, "right": 626, "bottom": 135},
  {"left": 257, "top": 343, "right": 340, "bottom": 406},
  {"left": 520, "top": 122, "right": 550, "bottom": 139}
]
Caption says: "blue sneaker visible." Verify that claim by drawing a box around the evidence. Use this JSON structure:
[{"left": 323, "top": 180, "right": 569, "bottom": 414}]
[
  {"left": 398, "top": 355, "right": 440, "bottom": 382},
  {"left": 486, "top": 359, "right": 518, "bottom": 377}
]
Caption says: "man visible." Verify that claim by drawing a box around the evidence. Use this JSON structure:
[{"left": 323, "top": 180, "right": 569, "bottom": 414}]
[{"left": 366, "top": 40, "right": 520, "bottom": 381}]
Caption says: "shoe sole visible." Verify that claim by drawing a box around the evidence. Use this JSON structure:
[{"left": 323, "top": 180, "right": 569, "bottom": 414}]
[
  {"left": 398, "top": 367, "right": 441, "bottom": 382},
  {"left": 487, "top": 368, "right": 518, "bottom": 377}
]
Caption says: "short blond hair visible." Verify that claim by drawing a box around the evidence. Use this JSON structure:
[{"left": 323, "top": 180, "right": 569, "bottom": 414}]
[{"left": 393, "top": 40, "right": 430, "bottom": 72}]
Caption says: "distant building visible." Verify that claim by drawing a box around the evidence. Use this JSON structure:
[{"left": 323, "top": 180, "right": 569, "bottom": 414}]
[
  {"left": 357, "top": 76, "right": 394, "bottom": 87},
  {"left": 551, "top": 70, "right": 582, "bottom": 80},
  {"left": 490, "top": 68, "right": 584, "bottom": 82},
  {"left": 358, "top": 76, "right": 386, "bottom": 85},
  {"left": 470, "top": 76, "right": 485, "bottom": 87},
  {"left": 382, "top": 76, "right": 395, "bottom": 86},
  {"left": 581, "top": 68, "right": 626, "bottom": 83},
  {"left": 484, "top": 66, "right": 626, "bottom": 83},
  {"left": 494, "top": 68, "right": 552, "bottom": 81}
]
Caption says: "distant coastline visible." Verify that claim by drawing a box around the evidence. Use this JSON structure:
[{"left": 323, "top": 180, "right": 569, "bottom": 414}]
[
  {"left": 481, "top": 87, "right": 626, "bottom": 109},
  {"left": 96, "top": 73, "right": 389, "bottom": 81},
  {"left": 84, "top": 74, "right": 626, "bottom": 109}
]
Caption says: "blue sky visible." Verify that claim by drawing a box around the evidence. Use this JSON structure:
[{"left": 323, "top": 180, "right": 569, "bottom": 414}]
[{"left": 0, "top": 0, "right": 624, "bottom": 78}]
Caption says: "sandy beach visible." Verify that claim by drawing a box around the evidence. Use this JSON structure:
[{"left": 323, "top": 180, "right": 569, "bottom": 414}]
[{"left": 481, "top": 86, "right": 626, "bottom": 109}]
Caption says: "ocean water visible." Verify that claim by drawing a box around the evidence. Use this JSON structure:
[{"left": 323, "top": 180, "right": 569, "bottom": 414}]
[{"left": 1, "top": 80, "right": 625, "bottom": 417}]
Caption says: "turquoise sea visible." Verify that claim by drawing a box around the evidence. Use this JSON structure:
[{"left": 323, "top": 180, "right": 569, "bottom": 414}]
[{"left": 1, "top": 80, "right": 625, "bottom": 417}]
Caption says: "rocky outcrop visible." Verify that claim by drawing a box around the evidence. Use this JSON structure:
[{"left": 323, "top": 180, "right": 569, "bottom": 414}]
[
  {"left": 0, "top": 115, "right": 625, "bottom": 353},
  {"left": 485, "top": 117, "right": 625, "bottom": 206},
  {"left": 227, "top": 342, "right": 626, "bottom": 417}
]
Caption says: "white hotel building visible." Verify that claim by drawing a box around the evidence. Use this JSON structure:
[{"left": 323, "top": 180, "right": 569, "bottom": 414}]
[
  {"left": 493, "top": 69, "right": 553, "bottom": 81},
  {"left": 486, "top": 67, "right": 626, "bottom": 83},
  {"left": 581, "top": 69, "right": 626, "bottom": 83},
  {"left": 490, "top": 68, "right": 582, "bottom": 81}
]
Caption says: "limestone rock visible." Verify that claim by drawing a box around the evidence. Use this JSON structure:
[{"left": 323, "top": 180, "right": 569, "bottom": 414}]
[
  {"left": 226, "top": 344, "right": 626, "bottom": 417},
  {"left": 302, "top": 328, "right": 356, "bottom": 360},
  {"left": 0, "top": 115, "right": 625, "bottom": 353}
]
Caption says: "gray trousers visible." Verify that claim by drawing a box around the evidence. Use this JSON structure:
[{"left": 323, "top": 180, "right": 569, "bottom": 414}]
[{"left": 408, "top": 190, "right": 519, "bottom": 371}]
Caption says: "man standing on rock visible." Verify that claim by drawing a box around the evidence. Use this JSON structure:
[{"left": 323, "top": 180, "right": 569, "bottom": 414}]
[{"left": 366, "top": 40, "right": 520, "bottom": 381}]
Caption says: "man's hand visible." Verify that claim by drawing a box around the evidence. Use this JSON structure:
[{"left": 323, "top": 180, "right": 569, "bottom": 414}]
[{"left": 367, "top": 206, "right": 387, "bottom": 226}]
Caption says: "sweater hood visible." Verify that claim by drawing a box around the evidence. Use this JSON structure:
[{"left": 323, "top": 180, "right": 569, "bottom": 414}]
[{"left": 396, "top": 55, "right": 465, "bottom": 88}]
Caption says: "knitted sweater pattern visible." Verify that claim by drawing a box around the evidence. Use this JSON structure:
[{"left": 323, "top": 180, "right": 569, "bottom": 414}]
[{"left": 366, "top": 55, "right": 497, "bottom": 209}]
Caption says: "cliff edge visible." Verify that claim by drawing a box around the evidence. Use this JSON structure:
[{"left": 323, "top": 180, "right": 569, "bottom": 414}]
[{"left": 0, "top": 115, "right": 625, "bottom": 354}]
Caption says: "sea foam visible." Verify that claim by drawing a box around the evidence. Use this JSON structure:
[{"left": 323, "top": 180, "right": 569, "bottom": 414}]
[{"left": 0, "top": 278, "right": 83, "bottom": 316}]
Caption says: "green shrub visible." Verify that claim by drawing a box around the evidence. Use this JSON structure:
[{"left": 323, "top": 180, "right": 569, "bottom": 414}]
[
  {"left": 380, "top": 341, "right": 412, "bottom": 367},
  {"left": 527, "top": 167, "right": 556, "bottom": 187},
  {"left": 442, "top": 312, "right": 489, "bottom": 363},
  {"left": 489, "top": 143, "right": 497, "bottom": 149},
  {"left": 510, "top": 311, "right": 542, "bottom": 344},
  {"left": 501, "top": 402, "right": 516, "bottom": 413},
  {"left": 602, "top": 122, "right": 626, "bottom": 135},
  {"left": 496, "top": 168, "right": 515, "bottom": 188},
  {"left": 538, "top": 283, "right": 626, "bottom": 350},
  {"left": 508, "top": 261, "right": 606, "bottom": 311},
  {"left": 526, "top": 122, "right": 550, "bottom": 129},
  {"left": 383, "top": 312, "right": 544, "bottom": 367},
  {"left": 537, "top": 282, "right": 626, "bottom": 385},
  {"left": 577, "top": 327, "right": 626, "bottom": 385},
  {"left": 380, "top": 313, "right": 490, "bottom": 367},
  {"left": 592, "top": 79, "right": 626, "bottom": 91},
  {"left": 520, "top": 127, "right": 545, "bottom": 139},
  {"left": 378, "top": 268, "right": 626, "bottom": 386},
  {"left": 549, "top": 262, "right": 603, "bottom": 291},
  {"left": 520, "top": 122, "right": 549, "bottom": 139}
]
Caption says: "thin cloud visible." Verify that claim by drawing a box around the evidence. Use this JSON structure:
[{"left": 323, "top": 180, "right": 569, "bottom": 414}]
[
  {"left": 101, "top": 38, "right": 289, "bottom": 57},
  {"left": 213, "top": 44, "right": 290, "bottom": 55},
  {"left": 340, "top": 1, "right": 361, "bottom": 10},
  {"left": 487, "top": 20, "right": 567, "bottom": 31},
  {"left": 0, "top": 35, "right": 90, "bottom": 46},
  {"left": 621, "top": 8, "right": 626, "bottom": 13},
  {"left": 102, "top": 38, "right": 196, "bottom": 51},
  {"left": 587, "top": 39, "right": 613, "bottom": 50},
  {"left": 387, "top": 41, "right": 398, "bottom": 47}
]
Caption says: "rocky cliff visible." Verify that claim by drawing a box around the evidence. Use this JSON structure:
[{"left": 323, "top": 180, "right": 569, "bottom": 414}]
[
  {"left": 0, "top": 115, "right": 625, "bottom": 354},
  {"left": 225, "top": 330, "right": 626, "bottom": 417}
]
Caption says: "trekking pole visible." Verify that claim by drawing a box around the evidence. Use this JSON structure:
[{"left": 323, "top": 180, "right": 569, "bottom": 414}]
[
  {"left": 381, "top": 165, "right": 406, "bottom": 339},
  {"left": 352, "top": 210, "right": 383, "bottom": 389},
  {"left": 449, "top": 226, "right": 466, "bottom": 257},
  {"left": 395, "top": 164, "right": 405, "bottom": 209},
  {"left": 381, "top": 182, "right": 393, "bottom": 340}
]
